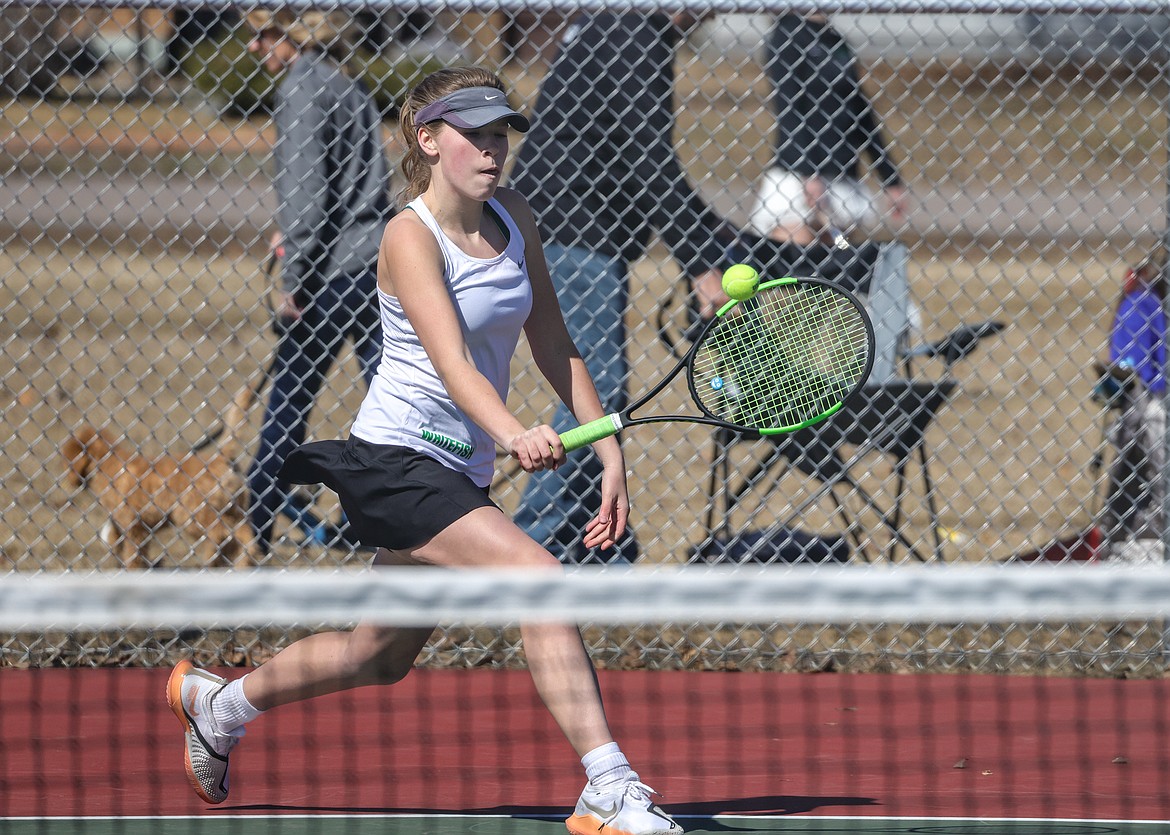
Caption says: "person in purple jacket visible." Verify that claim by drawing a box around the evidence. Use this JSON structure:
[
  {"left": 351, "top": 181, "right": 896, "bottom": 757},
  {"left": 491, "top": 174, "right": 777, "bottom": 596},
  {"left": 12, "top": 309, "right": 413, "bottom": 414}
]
[
  {"left": 1109, "top": 261, "right": 1167, "bottom": 394},
  {"left": 1100, "top": 260, "right": 1167, "bottom": 561}
]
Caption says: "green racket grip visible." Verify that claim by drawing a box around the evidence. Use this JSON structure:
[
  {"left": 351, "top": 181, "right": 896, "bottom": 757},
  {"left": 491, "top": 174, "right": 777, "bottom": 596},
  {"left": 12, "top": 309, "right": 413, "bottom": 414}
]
[{"left": 560, "top": 414, "right": 624, "bottom": 452}]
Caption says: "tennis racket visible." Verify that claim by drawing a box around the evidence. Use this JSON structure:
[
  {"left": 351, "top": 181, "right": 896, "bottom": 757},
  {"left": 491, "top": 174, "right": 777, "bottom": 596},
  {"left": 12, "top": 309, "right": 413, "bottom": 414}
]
[{"left": 560, "top": 275, "right": 874, "bottom": 452}]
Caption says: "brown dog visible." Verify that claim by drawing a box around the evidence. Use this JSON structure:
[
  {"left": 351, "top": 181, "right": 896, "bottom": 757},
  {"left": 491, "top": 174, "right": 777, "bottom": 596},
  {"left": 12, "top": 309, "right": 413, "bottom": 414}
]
[{"left": 62, "top": 384, "right": 260, "bottom": 569}]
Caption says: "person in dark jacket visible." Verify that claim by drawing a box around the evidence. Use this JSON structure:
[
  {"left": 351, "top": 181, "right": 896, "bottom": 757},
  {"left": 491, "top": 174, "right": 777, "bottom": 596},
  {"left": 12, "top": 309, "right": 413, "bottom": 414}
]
[
  {"left": 750, "top": 14, "right": 907, "bottom": 245},
  {"left": 245, "top": 9, "right": 393, "bottom": 554},
  {"left": 508, "top": 11, "right": 744, "bottom": 564}
]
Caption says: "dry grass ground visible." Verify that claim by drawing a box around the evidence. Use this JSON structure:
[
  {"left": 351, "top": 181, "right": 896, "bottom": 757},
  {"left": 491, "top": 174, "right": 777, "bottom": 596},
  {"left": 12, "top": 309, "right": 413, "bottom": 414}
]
[
  {"left": 0, "top": 233, "right": 1131, "bottom": 570},
  {"left": 1, "top": 58, "right": 1165, "bottom": 573}
]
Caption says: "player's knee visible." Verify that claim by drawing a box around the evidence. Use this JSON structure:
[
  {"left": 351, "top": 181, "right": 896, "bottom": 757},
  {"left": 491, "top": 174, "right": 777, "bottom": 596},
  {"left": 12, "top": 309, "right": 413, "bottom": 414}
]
[
  {"left": 510, "top": 540, "right": 564, "bottom": 572},
  {"left": 348, "top": 654, "right": 412, "bottom": 686},
  {"left": 362, "top": 654, "right": 414, "bottom": 686},
  {"left": 343, "top": 633, "right": 417, "bottom": 685}
]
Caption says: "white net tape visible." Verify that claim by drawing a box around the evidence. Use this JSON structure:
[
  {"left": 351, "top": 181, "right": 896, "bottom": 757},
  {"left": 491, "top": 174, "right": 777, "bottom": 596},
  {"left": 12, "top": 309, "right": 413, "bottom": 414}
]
[{"left": 4, "top": 564, "right": 1170, "bottom": 628}]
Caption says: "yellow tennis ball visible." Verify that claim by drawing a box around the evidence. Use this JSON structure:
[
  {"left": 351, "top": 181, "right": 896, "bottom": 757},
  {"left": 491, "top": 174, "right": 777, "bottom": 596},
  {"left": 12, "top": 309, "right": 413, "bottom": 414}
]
[{"left": 722, "top": 264, "right": 760, "bottom": 301}]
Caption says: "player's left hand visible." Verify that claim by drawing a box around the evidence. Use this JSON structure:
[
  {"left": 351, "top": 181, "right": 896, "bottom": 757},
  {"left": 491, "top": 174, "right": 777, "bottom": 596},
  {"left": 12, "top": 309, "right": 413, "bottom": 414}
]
[{"left": 582, "top": 464, "right": 629, "bottom": 550}]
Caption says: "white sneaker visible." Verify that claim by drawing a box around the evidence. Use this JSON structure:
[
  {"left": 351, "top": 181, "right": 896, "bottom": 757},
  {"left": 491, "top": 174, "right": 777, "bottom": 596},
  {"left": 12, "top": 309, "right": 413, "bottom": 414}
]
[
  {"left": 166, "top": 660, "right": 243, "bottom": 803},
  {"left": 566, "top": 774, "right": 683, "bottom": 835}
]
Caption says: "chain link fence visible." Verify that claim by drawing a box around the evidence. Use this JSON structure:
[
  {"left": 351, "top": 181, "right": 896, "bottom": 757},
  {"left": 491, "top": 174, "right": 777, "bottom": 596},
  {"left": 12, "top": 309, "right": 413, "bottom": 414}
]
[{"left": 2, "top": 1, "right": 1167, "bottom": 670}]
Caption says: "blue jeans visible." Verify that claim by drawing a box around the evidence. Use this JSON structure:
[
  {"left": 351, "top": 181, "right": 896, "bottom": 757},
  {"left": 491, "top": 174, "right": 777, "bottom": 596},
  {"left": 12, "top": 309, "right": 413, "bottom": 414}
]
[
  {"left": 513, "top": 244, "right": 637, "bottom": 563},
  {"left": 248, "top": 269, "right": 381, "bottom": 551}
]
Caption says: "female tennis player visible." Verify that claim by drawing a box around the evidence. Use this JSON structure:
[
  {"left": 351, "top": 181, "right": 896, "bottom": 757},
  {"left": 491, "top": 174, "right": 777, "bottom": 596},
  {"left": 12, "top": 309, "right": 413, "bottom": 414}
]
[{"left": 167, "top": 66, "right": 682, "bottom": 835}]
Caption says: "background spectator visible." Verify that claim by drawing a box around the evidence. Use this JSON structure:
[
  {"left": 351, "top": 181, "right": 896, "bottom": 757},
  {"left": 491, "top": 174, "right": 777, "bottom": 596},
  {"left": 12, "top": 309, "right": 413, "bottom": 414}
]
[
  {"left": 1100, "top": 260, "right": 1167, "bottom": 562},
  {"left": 508, "top": 10, "right": 741, "bottom": 564},
  {"left": 244, "top": 9, "right": 392, "bottom": 554},
  {"left": 750, "top": 13, "right": 907, "bottom": 245}
]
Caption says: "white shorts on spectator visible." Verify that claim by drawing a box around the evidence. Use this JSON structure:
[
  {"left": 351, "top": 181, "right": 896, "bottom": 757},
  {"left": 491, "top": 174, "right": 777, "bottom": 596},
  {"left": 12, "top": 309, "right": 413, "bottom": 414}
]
[{"left": 750, "top": 166, "right": 879, "bottom": 238}]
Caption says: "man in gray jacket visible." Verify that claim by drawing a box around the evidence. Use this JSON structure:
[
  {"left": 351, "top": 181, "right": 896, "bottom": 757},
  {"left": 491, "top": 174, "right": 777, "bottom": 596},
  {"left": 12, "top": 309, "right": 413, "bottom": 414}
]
[{"left": 245, "top": 9, "right": 393, "bottom": 554}]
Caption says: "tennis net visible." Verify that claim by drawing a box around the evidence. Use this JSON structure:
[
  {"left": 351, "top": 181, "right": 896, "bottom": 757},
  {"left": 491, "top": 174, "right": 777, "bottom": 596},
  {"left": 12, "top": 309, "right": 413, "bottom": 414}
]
[{"left": 2, "top": 564, "right": 1169, "bottom": 831}]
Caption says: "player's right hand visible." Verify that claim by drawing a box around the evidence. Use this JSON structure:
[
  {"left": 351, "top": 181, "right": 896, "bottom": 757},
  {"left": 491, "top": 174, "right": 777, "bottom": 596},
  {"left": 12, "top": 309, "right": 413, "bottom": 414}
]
[{"left": 508, "top": 425, "right": 564, "bottom": 473}]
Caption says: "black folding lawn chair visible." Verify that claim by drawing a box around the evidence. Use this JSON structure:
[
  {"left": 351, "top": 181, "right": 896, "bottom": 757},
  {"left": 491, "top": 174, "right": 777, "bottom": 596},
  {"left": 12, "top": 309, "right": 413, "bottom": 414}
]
[{"left": 660, "top": 241, "right": 1005, "bottom": 563}]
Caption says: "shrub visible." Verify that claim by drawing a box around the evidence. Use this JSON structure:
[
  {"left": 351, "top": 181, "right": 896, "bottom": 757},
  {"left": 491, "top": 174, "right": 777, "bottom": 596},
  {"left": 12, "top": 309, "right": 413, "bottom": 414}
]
[
  {"left": 352, "top": 52, "right": 449, "bottom": 121},
  {"left": 182, "top": 26, "right": 274, "bottom": 116},
  {"left": 182, "top": 24, "right": 448, "bottom": 119}
]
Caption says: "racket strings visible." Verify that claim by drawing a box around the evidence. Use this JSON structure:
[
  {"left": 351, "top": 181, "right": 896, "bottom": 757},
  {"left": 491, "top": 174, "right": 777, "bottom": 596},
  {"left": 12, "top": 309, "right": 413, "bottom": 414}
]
[{"left": 691, "top": 285, "right": 870, "bottom": 431}]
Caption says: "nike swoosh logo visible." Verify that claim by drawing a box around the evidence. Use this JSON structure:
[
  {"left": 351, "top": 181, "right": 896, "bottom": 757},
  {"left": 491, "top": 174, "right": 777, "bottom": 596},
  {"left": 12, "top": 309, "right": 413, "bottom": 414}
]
[
  {"left": 580, "top": 798, "right": 619, "bottom": 819},
  {"left": 186, "top": 686, "right": 200, "bottom": 718}
]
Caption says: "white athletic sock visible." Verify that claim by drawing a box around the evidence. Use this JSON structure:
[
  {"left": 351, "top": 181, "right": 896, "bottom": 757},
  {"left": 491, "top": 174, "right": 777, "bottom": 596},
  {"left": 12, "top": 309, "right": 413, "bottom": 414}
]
[
  {"left": 211, "top": 675, "right": 264, "bottom": 734},
  {"left": 582, "top": 742, "right": 633, "bottom": 787}
]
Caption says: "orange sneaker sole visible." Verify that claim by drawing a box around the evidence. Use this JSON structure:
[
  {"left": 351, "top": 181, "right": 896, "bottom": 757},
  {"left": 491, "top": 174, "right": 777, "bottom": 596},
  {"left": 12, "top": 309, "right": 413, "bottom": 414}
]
[{"left": 165, "top": 660, "right": 224, "bottom": 805}]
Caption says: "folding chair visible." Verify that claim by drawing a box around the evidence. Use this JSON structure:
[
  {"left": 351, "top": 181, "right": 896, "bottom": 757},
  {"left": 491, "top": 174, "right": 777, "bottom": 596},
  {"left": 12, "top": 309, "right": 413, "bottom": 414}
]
[
  {"left": 676, "top": 242, "right": 1005, "bottom": 563},
  {"left": 700, "top": 378, "right": 956, "bottom": 563}
]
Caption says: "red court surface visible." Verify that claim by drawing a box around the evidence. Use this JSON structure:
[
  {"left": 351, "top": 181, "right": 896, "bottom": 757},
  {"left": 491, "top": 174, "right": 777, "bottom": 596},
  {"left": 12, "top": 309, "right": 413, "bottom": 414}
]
[{"left": 2, "top": 667, "right": 1168, "bottom": 822}]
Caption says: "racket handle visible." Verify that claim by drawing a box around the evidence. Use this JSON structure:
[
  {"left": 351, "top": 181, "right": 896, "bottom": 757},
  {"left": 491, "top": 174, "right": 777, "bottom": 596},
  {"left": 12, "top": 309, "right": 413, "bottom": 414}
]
[{"left": 560, "top": 414, "right": 624, "bottom": 452}]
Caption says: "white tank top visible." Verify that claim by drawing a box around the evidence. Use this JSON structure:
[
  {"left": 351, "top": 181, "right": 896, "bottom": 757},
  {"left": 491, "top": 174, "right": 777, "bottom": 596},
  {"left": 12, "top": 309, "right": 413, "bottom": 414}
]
[{"left": 350, "top": 196, "right": 533, "bottom": 487}]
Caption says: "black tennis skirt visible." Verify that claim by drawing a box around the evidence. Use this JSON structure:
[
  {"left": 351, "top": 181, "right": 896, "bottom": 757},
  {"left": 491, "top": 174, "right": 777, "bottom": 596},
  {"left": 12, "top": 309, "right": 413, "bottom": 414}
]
[{"left": 279, "top": 436, "right": 497, "bottom": 551}]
